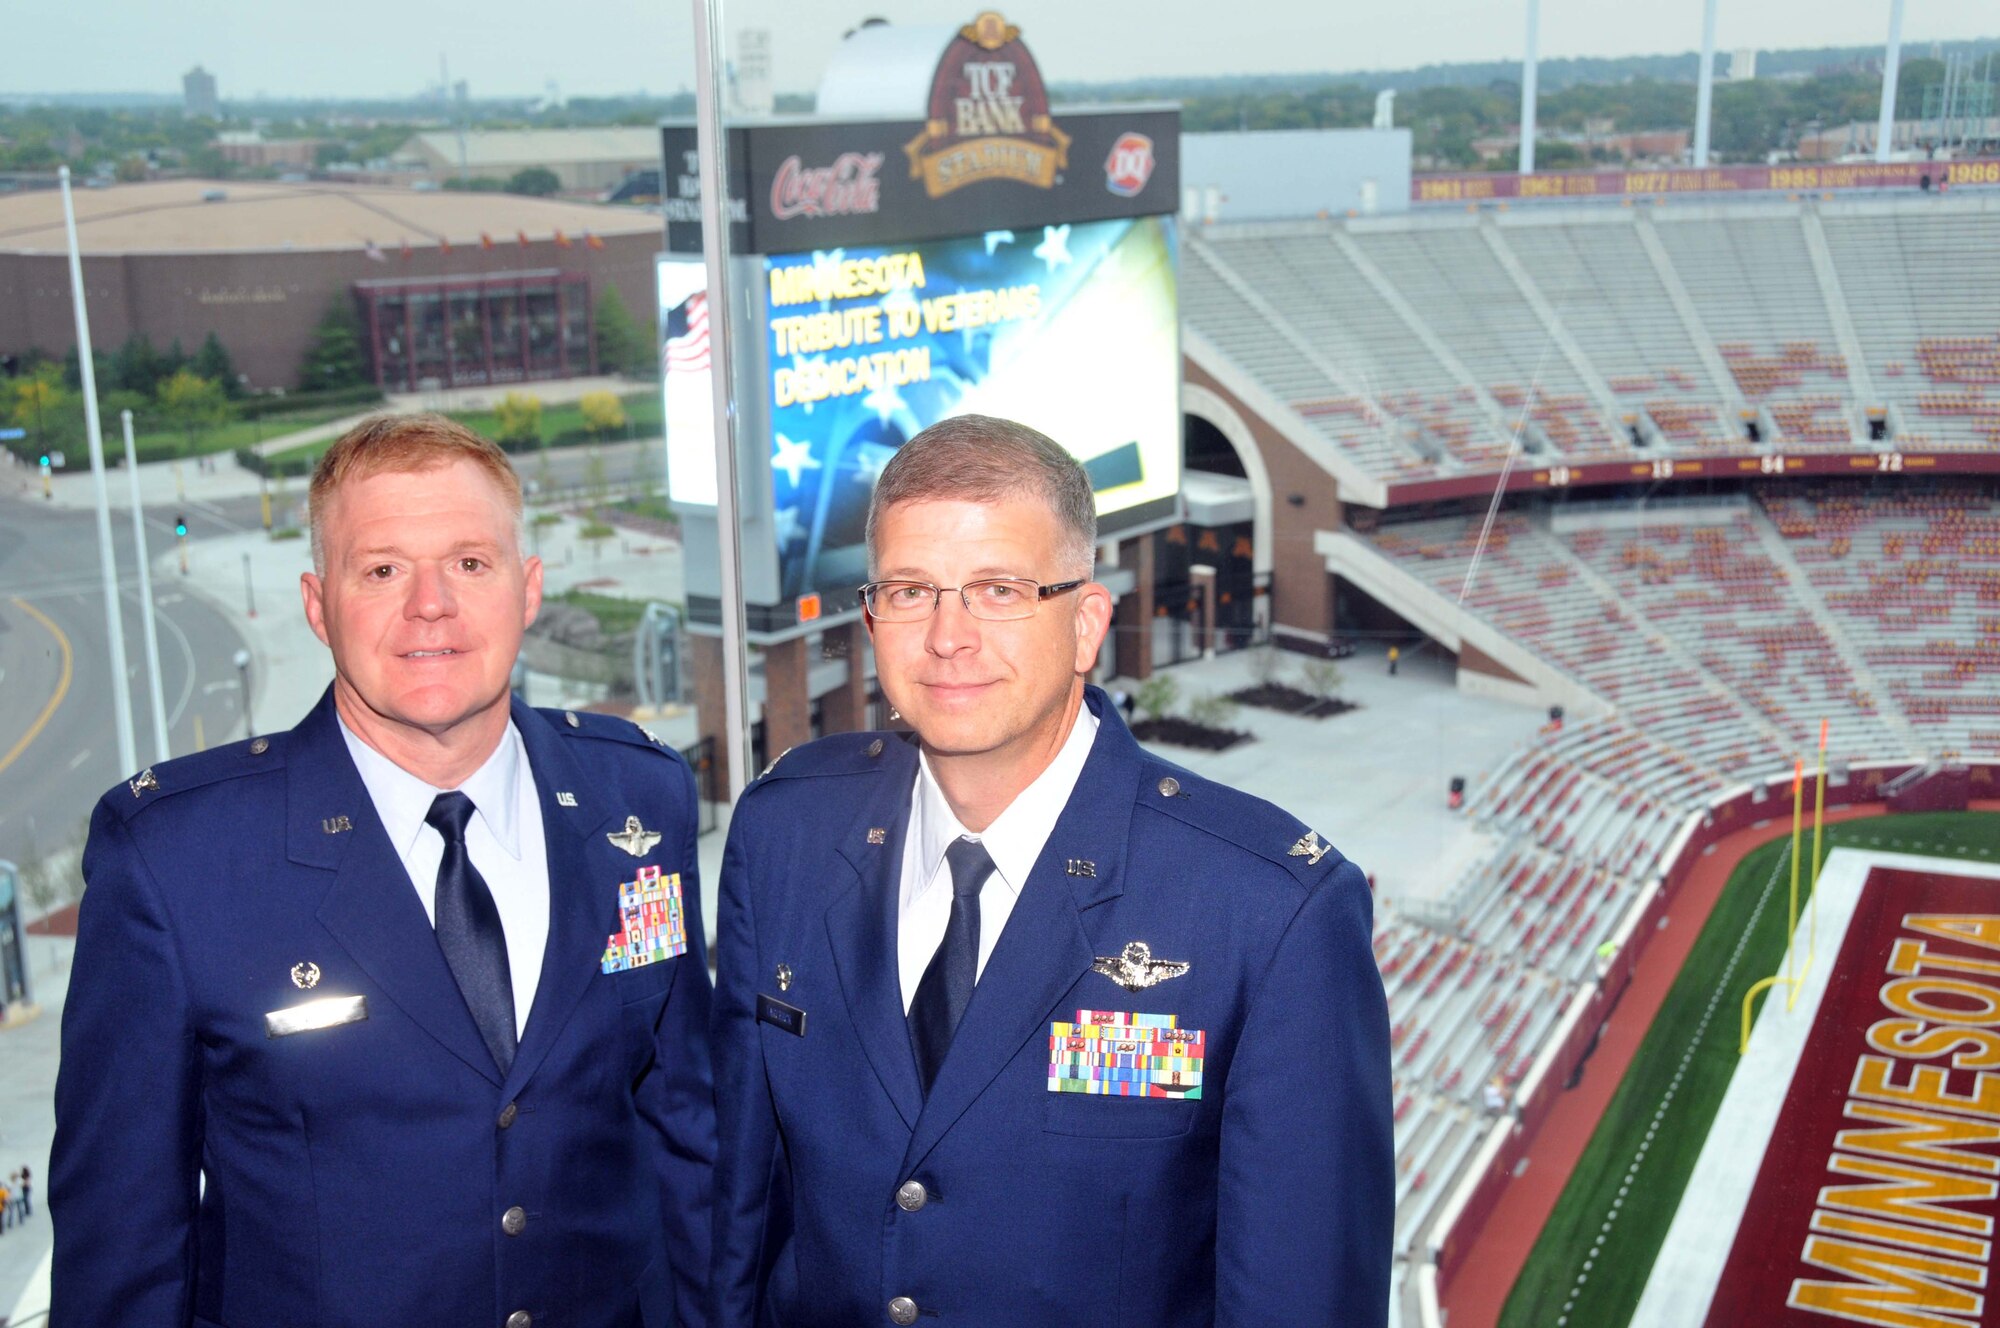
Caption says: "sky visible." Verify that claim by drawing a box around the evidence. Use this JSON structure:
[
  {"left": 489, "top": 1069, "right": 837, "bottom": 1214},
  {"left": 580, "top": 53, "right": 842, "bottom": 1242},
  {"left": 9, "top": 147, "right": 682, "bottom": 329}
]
[{"left": 8, "top": 0, "right": 1995, "bottom": 100}]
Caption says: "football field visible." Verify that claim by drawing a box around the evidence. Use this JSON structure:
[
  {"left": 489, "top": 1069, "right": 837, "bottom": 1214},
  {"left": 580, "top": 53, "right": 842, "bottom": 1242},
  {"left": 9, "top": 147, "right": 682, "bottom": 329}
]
[{"left": 1500, "top": 811, "right": 2000, "bottom": 1328}]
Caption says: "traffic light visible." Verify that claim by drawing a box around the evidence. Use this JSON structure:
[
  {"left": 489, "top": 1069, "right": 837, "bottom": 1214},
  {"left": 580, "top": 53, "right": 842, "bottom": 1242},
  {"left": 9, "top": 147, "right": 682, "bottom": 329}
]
[
  {"left": 175, "top": 514, "right": 189, "bottom": 537},
  {"left": 39, "top": 453, "right": 50, "bottom": 468}
]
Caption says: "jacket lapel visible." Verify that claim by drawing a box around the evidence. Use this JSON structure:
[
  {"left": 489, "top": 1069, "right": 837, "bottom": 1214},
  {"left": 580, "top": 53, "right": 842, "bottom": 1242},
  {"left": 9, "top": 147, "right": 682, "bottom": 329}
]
[
  {"left": 825, "top": 742, "right": 925, "bottom": 1130},
  {"left": 902, "top": 690, "right": 1137, "bottom": 1171},
  {"left": 292, "top": 691, "right": 504, "bottom": 1086},
  {"left": 503, "top": 698, "right": 627, "bottom": 1097}
]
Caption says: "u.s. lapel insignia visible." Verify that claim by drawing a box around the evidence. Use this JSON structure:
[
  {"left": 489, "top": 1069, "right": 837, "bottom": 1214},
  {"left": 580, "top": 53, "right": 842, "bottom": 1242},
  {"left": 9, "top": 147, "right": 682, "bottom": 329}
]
[
  {"left": 291, "top": 961, "right": 321, "bottom": 990},
  {"left": 867, "top": 827, "right": 887, "bottom": 845},
  {"left": 1066, "top": 858, "right": 1097, "bottom": 877},
  {"left": 321, "top": 815, "right": 353, "bottom": 834},
  {"left": 1092, "top": 941, "right": 1191, "bottom": 992},
  {"left": 607, "top": 815, "right": 662, "bottom": 857},
  {"left": 1289, "top": 831, "right": 1331, "bottom": 866},
  {"left": 556, "top": 791, "right": 578, "bottom": 807},
  {"left": 128, "top": 768, "right": 159, "bottom": 797}
]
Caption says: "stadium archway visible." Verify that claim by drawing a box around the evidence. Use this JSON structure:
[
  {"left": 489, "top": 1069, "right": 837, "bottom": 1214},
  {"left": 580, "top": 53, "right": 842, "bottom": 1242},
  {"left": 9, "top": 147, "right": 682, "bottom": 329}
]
[{"left": 1181, "top": 383, "right": 1275, "bottom": 653}]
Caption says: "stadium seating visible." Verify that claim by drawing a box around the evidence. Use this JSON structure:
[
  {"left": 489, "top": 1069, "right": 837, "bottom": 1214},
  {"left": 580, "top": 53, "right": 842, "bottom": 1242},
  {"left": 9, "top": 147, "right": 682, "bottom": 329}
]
[{"left": 1183, "top": 195, "right": 2000, "bottom": 484}]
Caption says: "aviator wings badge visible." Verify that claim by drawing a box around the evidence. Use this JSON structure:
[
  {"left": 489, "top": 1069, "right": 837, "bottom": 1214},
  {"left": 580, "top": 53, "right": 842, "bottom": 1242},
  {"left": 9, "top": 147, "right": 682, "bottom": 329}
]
[
  {"left": 1092, "top": 941, "right": 1191, "bottom": 993},
  {"left": 607, "top": 815, "right": 663, "bottom": 858}
]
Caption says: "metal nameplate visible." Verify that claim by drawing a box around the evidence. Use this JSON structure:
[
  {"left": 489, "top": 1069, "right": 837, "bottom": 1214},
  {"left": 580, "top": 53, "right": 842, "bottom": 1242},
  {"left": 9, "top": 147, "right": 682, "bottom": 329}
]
[
  {"left": 264, "top": 994, "right": 369, "bottom": 1038},
  {"left": 756, "top": 994, "right": 807, "bottom": 1038}
]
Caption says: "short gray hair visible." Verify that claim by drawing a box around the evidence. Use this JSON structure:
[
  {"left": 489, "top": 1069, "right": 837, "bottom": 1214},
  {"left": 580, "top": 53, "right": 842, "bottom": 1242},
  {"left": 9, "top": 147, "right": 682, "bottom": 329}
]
[{"left": 864, "top": 414, "right": 1097, "bottom": 578}]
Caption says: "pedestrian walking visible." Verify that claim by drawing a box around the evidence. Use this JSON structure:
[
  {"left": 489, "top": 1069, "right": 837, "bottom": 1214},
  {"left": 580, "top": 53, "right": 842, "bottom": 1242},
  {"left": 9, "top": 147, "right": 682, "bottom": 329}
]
[
  {"left": 16, "top": 1166, "right": 29, "bottom": 1221},
  {"left": 1, "top": 1173, "right": 13, "bottom": 1232},
  {"left": 1387, "top": 643, "right": 1400, "bottom": 675}
]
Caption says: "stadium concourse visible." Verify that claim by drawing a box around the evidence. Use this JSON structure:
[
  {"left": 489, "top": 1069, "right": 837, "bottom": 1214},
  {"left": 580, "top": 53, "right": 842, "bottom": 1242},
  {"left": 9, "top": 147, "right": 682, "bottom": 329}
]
[{"left": 1173, "top": 183, "right": 2000, "bottom": 1326}]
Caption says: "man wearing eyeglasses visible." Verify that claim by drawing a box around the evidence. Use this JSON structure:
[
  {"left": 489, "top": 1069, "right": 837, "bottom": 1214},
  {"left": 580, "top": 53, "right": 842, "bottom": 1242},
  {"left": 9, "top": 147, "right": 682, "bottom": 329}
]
[{"left": 710, "top": 414, "right": 1391, "bottom": 1327}]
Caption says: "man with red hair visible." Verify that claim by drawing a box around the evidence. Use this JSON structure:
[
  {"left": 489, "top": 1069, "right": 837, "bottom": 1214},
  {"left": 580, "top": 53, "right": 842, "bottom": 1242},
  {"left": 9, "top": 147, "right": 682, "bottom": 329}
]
[{"left": 54, "top": 414, "right": 713, "bottom": 1328}]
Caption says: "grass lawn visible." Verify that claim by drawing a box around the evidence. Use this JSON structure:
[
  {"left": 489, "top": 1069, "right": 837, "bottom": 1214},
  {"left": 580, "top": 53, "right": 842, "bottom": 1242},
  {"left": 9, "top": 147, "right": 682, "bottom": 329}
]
[
  {"left": 122, "top": 401, "right": 370, "bottom": 463},
  {"left": 1500, "top": 809, "right": 2000, "bottom": 1328},
  {"left": 263, "top": 390, "right": 662, "bottom": 467},
  {"left": 548, "top": 587, "right": 655, "bottom": 636}
]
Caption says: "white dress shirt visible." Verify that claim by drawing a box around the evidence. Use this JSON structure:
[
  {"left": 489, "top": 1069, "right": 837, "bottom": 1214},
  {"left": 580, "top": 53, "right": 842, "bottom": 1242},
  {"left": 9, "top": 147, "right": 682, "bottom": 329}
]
[
  {"left": 340, "top": 717, "right": 551, "bottom": 1036},
  {"left": 897, "top": 703, "right": 1100, "bottom": 1013}
]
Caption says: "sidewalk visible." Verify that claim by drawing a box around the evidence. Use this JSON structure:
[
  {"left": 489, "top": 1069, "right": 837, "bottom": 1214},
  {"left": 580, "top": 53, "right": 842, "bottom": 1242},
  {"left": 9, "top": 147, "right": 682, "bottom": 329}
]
[{"left": 0, "top": 931, "right": 73, "bottom": 1321}]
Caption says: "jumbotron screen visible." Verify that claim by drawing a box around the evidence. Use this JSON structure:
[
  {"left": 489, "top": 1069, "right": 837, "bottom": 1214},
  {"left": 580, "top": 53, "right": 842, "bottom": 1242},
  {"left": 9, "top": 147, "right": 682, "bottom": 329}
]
[{"left": 761, "top": 215, "right": 1179, "bottom": 602}]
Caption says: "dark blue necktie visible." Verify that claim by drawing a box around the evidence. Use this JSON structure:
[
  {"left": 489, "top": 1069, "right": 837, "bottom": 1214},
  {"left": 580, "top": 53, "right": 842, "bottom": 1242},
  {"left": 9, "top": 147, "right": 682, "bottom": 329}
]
[
  {"left": 909, "top": 837, "right": 993, "bottom": 1094},
  {"left": 427, "top": 791, "right": 517, "bottom": 1073}
]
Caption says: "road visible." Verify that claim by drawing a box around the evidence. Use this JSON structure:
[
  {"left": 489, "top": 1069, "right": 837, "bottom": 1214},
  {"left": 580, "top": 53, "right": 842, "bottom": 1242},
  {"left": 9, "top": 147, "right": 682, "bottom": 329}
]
[{"left": 0, "top": 487, "right": 257, "bottom": 870}]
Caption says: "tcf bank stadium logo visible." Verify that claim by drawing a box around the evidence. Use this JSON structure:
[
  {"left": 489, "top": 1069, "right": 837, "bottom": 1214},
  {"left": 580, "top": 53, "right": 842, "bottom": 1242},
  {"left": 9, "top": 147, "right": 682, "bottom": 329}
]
[{"left": 903, "top": 11, "right": 1071, "bottom": 199}]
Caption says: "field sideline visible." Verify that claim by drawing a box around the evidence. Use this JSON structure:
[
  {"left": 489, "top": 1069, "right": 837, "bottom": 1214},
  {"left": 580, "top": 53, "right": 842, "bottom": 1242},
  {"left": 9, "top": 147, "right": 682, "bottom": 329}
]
[{"left": 1498, "top": 810, "right": 2000, "bottom": 1327}]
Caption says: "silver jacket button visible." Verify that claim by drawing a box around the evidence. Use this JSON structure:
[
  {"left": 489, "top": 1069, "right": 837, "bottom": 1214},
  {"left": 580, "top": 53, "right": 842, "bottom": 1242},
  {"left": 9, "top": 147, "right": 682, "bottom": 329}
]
[
  {"left": 1157, "top": 776, "right": 1181, "bottom": 797},
  {"left": 506, "top": 1313, "right": 533, "bottom": 1328},
  {"left": 895, "top": 1180, "right": 928, "bottom": 1212},
  {"left": 888, "top": 1297, "right": 919, "bottom": 1326},
  {"left": 501, "top": 1205, "right": 527, "bottom": 1236}
]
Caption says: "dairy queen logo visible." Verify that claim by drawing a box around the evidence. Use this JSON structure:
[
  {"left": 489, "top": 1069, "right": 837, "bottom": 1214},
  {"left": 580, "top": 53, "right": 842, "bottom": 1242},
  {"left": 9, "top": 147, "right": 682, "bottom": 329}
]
[
  {"left": 770, "top": 152, "right": 884, "bottom": 219},
  {"left": 903, "top": 11, "right": 1071, "bottom": 199},
  {"left": 1104, "top": 132, "right": 1154, "bottom": 197}
]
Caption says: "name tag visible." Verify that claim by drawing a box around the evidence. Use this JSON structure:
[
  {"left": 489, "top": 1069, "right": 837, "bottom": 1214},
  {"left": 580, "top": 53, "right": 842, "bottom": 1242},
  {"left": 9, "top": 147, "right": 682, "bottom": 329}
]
[
  {"left": 756, "top": 994, "right": 807, "bottom": 1038},
  {"left": 265, "top": 994, "right": 369, "bottom": 1038}
]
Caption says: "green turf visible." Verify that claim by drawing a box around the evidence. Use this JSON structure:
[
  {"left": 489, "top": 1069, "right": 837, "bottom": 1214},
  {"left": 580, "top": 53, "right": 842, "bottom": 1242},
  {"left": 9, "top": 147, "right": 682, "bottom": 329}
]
[
  {"left": 1499, "top": 809, "right": 2000, "bottom": 1328},
  {"left": 262, "top": 391, "right": 662, "bottom": 467}
]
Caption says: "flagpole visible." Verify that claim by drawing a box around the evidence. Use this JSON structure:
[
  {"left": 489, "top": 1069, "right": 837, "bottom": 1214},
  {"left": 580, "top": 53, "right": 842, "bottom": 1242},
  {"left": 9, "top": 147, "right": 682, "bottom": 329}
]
[
  {"left": 61, "top": 166, "right": 140, "bottom": 777},
  {"left": 692, "top": 0, "right": 753, "bottom": 801},
  {"left": 123, "top": 409, "right": 172, "bottom": 763}
]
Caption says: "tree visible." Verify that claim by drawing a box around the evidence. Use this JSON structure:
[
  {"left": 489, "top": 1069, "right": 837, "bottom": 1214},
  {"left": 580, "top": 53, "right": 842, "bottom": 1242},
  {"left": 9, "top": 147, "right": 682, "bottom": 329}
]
[
  {"left": 494, "top": 391, "right": 543, "bottom": 447},
  {"left": 593, "top": 286, "right": 653, "bottom": 379},
  {"left": 155, "top": 371, "right": 230, "bottom": 454},
  {"left": 115, "top": 155, "right": 148, "bottom": 182},
  {"left": 191, "top": 332, "right": 242, "bottom": 397},
  {"left": 506, "top": 167, "right": 561, "bottom": 197},
  {"left": 8, "top": 369, "right": 82, "bottom": 456},
  {"left": 579, "top": 390, "right": 627, "bottom": 439},
  {"left": 298, "top": 302, "right": 370, "bottom": 392},
  {"left": 111, "top": 333, "right": 167, "bottom": 397}
]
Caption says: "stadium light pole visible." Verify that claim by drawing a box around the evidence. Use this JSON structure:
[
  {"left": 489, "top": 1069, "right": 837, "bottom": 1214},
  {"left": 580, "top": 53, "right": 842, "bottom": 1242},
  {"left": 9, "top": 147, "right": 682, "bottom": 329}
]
[
  {"left": 1693, "top": 0, "right": 1720, "bottom": 168},
  {"left": 1875, "top": 0, "right": 1905, "bottom": 163},
  {"left": 692, "top": 0, "right": 753, "bottom": 802},
  {"left": 1518, "top": 0, "right": 1541, "bottom": 174},
  {"left": 61, "top": 166, "right": 139, "bottom": 779},
  {"left": 121, "top": 410, "right": 172, "bottom": 764}
]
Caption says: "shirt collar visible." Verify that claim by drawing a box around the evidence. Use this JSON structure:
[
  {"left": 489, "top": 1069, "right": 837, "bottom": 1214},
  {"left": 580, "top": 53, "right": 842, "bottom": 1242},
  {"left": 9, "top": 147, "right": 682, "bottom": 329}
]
[
  {"left": 911, "top": 701, "right": 1100, "bottom": 900},
  {"left": 337, "top": 716, "right": 525, "bottom": 861}
]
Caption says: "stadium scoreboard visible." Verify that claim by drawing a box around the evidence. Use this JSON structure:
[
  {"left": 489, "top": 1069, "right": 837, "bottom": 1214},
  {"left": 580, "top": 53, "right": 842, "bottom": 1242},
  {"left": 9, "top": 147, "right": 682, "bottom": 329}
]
[{"left": 658, "top": 11, "right": 1181, "bottom": 637}]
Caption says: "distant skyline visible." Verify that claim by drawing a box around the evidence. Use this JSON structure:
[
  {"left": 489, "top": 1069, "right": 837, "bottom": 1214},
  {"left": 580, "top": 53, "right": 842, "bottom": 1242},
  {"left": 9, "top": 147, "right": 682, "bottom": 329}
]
[{"left": 10, "top": 1, "right": 1997, "bottom": 101}]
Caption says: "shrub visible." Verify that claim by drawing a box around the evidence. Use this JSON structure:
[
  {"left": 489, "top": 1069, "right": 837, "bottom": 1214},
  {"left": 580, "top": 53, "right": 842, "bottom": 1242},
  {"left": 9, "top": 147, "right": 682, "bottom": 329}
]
[
  {"left": 1134, "top": 674, "right": 1180, "bottom": 721},
  {"left": 1187, "top": 691, "right": 1241, "bottom": 730},
  {"left": 494, "top": 392, "right": 543, "bottom": 447},
  {"left": 1301, "top": 659, "right": 1343, "bottom": 700}
]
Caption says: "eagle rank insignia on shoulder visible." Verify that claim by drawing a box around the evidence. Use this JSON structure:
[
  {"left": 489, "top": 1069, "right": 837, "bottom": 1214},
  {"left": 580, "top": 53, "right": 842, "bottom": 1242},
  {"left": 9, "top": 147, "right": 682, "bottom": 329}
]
[
  {"left": 1288, "top": 831, "right": 1331, "bottom": 866},
  {"left": 1092, "top": 941, "right": 1190, "bottom": 993}
]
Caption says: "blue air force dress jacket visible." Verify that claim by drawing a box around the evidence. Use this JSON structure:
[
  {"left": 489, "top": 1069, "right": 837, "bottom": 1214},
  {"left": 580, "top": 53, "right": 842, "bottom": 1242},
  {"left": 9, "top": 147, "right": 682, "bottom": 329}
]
[
  {"left": 711, "top": 687, "right": 1393, "bottom": 1327},
  {"left": 52, "top": 690, "right": 714, "bottom": 1328}
]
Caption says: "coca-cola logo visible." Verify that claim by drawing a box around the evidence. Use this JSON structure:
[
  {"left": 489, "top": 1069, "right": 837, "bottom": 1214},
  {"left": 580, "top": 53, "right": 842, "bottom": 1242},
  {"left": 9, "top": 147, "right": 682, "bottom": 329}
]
[{"left": 770, "top": 152, "right": 884, "bottom": 220}]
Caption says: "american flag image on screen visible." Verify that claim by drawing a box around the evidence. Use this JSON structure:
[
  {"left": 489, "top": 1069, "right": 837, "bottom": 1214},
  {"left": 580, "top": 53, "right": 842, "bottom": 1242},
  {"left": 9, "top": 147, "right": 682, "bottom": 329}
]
[{"left": 663, "top": 292, "right": 710, "bottom": 373}]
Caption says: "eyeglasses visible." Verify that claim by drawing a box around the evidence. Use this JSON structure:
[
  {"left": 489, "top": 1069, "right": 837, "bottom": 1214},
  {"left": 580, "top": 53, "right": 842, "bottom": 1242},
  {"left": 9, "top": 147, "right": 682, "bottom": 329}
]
[{"left": 857, "top": 577, "right": 1086, "bottom": 623}]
